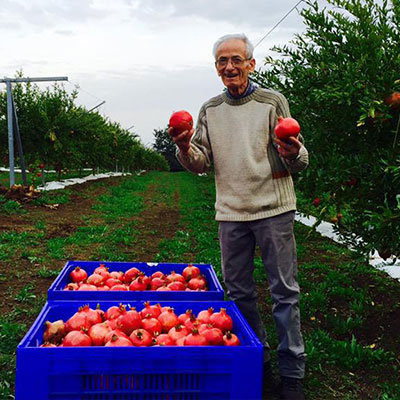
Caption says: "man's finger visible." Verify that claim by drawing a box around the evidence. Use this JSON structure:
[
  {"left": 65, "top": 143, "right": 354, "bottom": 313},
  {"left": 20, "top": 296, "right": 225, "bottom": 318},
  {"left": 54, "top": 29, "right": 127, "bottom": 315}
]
[{"left": 287, "top": 136, "right": 302, "bottom": 148}]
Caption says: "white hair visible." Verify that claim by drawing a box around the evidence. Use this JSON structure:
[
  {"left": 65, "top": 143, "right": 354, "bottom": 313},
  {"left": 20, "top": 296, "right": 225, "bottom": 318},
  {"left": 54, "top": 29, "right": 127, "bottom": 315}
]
[{"left": 212, "top": 33, "right": 254, "bottom": 60}]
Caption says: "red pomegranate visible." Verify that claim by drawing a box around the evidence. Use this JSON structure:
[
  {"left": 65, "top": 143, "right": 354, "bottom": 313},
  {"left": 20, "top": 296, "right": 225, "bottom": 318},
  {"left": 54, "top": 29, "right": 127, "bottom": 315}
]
[
  {"left": 158, "top": 309, "right": 179, "bottom": 333},
  {"left": 116, "top": 308, "right": 142, "bottom": 335},
  {"left": 70, "top": 267, "right": 87, "bottom": 283},
  {"left": 203, "top": 328, "right": 224, "bottom": 345},
  {"left": 182, "top": 265, "right": 200, "bottom": 281},
  {"left": 141, "top": 315, "right": 162, "bottom": 336},
  {"left": 184, "top": 329, "right": 208, "bottom": 346},
  {"left": 63, "top": 330, "right": 92, "bottom": 347},
  {"left": 169, "top": 110, "right": 193, "bottom": 136},
  {"left": 123, "top": 267, "right": 141, "bottom": 283},
  {"left": 197, "top": 307, "right": 214, "bottom": 324},
  {"left": 209, "top": 308, "right": 233, "bottom": 332},
  {"left": 274, "top": 116, "right": 301, "bottom": 141},
  {"left": 139, "top": 302, "right": 162, "bottom": 319},
  {"left": 130, "top": 329, "right": 153, "bottom": 347},
  {"left": 88, "top": 322, "right": 112, "bottom": 346},
  {"left": 42, "top": 320, "right": 66, "bottom": 344},
  {"left": 105, "top": 334, "right": 133, "bottom": 347},
  {"left": 223, "top": 332, "right": 241, "bottom": 346},
  {"left": 168, "top": 324, "right": 189, "bottom": 342},
  {"left": 178, "top": 309, "right": 193, "bottom": 325},
  {"left": 156, "top": 334, "right": 175, "bottom": 346}
]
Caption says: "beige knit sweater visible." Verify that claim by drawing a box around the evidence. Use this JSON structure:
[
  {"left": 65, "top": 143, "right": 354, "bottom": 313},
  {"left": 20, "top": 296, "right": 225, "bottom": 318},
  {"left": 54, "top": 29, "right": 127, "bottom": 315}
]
[{"left": 177, "top": 87, "right": 309, "bottom": 221}]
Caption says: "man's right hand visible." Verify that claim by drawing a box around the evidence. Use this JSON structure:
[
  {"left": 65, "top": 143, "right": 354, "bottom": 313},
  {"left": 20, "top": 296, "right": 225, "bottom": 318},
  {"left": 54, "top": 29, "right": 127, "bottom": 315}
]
[{"left": 168, "top": 127, "right": 194, "bottom": 155}]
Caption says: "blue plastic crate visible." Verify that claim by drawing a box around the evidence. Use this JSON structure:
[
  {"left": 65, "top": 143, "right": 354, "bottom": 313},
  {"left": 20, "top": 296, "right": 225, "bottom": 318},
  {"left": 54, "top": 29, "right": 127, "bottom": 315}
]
[
  {"left": 48, "top": 261, "right": 225, "bottom": 301},
  {"left": 16, "top": 300, "right": 263, "bottom": 400}
]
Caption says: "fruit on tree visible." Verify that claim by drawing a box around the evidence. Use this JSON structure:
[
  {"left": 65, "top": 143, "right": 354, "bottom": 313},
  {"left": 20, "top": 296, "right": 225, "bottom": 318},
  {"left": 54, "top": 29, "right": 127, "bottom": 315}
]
[
  {"left": 384, "top": 92, "right": 400, "bottom": 109},
  {"left": 312, "top": 197, "right": 321, "bottom": 207},
  {"left": 169, "top": 110, "right": 193, "bottom": 136},
  {"left": 343, "top": 176, "right": 357, "bottom": 187},
  {"left": 274, "top": 116, "right": 301, "bottom": 141}
]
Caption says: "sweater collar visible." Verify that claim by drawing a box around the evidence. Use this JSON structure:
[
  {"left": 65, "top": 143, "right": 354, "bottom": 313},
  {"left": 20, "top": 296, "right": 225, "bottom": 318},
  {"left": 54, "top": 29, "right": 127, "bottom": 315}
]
[{"left": 224, "top": 80, "right": 258, "bottom": 100}]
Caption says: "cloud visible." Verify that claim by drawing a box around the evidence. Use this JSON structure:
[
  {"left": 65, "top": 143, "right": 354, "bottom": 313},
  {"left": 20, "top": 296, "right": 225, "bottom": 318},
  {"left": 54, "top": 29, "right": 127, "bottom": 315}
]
[
  {"left": 0, "top": 0, "right": 108, "bottom": 30},
  {"left": 131, "top": 0, "right": 307, "bottom": 28},
  {"left": 55, "top": 30, "right": 74, "bottom": 36}
]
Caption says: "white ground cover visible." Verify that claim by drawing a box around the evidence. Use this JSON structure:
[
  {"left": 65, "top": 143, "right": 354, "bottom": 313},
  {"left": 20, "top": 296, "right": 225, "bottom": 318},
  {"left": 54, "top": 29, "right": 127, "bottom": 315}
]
[{"left": 296, "top": 213, "right": 400, "bottom": 280}]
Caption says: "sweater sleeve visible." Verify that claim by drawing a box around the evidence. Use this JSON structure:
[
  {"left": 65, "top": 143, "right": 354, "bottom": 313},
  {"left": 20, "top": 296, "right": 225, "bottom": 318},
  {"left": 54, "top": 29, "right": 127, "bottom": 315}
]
[
  {"left": 176, "top": 105, "right": 213, "bottom": 174},
  {"left": 273, "top": 92, "right": 309, "bottom": 173}
]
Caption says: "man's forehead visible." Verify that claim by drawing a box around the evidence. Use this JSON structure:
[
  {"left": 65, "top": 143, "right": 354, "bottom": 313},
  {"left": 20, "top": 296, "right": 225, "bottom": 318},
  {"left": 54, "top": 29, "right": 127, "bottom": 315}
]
[{"left": 216, "top": 39, "right": 246, "bottom": 56}]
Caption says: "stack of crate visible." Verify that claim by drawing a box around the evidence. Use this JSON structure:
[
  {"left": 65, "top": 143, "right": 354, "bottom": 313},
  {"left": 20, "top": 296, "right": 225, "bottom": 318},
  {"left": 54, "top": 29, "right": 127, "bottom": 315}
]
[{"left": 15, "top": 260, "right": 263, "bottom": 400}]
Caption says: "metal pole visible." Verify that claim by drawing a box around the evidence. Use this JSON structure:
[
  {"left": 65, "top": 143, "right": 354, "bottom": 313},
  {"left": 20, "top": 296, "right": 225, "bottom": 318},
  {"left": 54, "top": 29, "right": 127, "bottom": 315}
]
[
  {"left": 6, "top": 81, "right": 14, "bottom": 187},
  {"left": 11, "top": 91, "right": 28, "bottom": 186},
  {"left": 1, "top": 76, "right": 68, "bottom": 187},
  {"left": 0, "top": 77, "right": 68, "bottom": 83},
  {"left": 88, "top": 100, "right": 106, "bottom": 112}
]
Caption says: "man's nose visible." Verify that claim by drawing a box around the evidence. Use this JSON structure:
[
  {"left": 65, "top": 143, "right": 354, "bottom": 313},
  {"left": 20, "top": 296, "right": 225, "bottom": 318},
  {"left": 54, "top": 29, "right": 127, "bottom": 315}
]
[{"left": 225, "top": 59, "right": 235, "bottom": 69}]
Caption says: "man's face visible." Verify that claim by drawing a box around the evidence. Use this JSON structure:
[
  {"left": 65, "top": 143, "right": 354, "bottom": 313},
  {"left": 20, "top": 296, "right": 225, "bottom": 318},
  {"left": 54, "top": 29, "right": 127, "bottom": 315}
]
[{"left": 215, "top": 39, "right": 255, "bottom": 94}]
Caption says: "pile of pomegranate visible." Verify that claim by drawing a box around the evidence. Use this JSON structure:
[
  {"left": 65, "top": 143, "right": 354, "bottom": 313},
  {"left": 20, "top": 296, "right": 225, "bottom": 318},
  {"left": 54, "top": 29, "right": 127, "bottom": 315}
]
[
  {"left": 41, "top": 303, "right": 241, "bottom": 347},
  {"left": 64, "top": 264, "right": 208, "bottom": 292}
]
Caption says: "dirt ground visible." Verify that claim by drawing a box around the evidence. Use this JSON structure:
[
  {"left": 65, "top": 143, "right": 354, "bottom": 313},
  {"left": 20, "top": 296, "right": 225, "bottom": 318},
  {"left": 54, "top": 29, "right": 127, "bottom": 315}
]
[{"left": 0, "top": 176, "right": 182, "bottom": 316}]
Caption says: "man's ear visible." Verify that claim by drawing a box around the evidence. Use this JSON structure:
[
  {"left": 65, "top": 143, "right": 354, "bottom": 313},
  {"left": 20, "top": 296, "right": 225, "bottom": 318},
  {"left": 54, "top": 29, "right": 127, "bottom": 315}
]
[{"left": 248, "top": 58, "right": 256, "bottom": 73}]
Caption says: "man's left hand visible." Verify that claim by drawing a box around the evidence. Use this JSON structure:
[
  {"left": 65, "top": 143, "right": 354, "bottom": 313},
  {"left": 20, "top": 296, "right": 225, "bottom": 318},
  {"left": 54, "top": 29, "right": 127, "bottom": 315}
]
[{"left": 274, "top": 136, "right": 302, "bottom": 160}]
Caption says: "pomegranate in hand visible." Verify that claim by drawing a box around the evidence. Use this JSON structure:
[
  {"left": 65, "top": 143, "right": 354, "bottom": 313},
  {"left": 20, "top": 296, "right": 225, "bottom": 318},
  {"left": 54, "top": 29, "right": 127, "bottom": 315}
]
[
  {"left": 274, "top": 116, "right": 301, "bottom": 141},
  {"left": 169, "top": 110, "right": 193, "bottom": 136}
]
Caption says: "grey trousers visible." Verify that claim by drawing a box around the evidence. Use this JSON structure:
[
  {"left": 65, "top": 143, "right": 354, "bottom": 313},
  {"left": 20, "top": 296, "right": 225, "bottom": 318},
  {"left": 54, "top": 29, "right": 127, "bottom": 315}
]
[{"left": 218, "top": 211, "right": 306, "bottom": 379}]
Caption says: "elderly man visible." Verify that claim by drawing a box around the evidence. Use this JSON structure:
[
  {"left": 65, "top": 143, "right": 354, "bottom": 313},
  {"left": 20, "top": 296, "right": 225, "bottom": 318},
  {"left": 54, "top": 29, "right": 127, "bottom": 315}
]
[{"left": 170, "top": 33, "right": 308, "bottom": 400}]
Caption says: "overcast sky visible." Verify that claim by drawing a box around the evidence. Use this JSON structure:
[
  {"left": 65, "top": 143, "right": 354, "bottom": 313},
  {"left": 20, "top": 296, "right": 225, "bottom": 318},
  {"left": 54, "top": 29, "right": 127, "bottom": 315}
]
[{"left": 1, "top": 0, "right": 316, "bottom": 146}]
